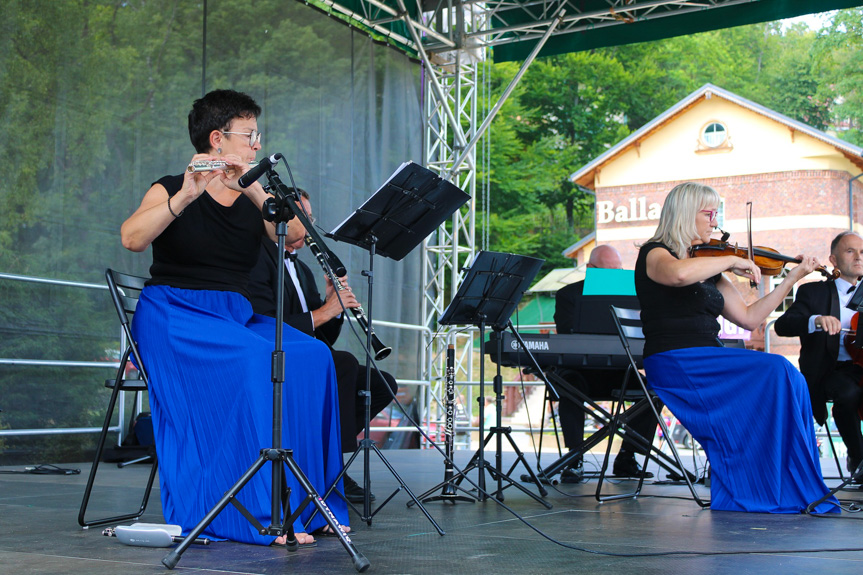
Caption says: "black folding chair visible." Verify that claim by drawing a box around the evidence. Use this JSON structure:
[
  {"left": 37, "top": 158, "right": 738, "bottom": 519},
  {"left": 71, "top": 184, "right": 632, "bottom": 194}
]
[
  {"left": 596, "top": 306, "right": 709, "bottom": 508},
  {"left": 820, "top": 406, "right": 847, "bottom": 482},
  {"left": 78, "top": 269, "right": 158, "bottom": 528}
]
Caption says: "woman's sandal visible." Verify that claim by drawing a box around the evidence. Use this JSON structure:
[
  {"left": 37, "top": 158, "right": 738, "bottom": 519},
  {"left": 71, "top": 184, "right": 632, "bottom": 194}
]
[{"left": 272, "top": 533, "right": 317, "bottom": 548}]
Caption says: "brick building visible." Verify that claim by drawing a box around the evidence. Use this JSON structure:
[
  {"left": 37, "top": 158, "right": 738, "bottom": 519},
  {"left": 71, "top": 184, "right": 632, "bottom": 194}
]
[{"left": 567, "top": 83, "right": 863, "bottom": 357}]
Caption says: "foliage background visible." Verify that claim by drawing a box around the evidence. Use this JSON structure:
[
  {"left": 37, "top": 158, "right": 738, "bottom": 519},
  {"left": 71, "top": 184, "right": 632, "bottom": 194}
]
[{"left": 0, "top": 0, "right": 422, "bottom": 463}]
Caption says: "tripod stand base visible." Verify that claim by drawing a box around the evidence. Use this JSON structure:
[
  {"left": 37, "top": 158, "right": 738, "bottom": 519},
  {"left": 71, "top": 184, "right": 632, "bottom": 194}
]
[
  {"left": 454, "top": 428, "right": 551, "bottom": 509},
  {"left": 161, "top": 448, "right": 368, "bottom": 572},
  {"left": 419, "top": 487, "right": 477, "bottom": 504},
  {"left": 420, "top": 494, "right": 477, "bottom": 504},
  {"left": 414, "top": 473, "right": 478, "bottom": 505}
]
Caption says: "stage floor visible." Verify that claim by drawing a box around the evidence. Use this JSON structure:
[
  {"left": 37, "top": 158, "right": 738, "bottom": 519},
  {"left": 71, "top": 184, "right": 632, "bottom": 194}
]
[{"left": 2, "top": 449, "right": 863, "bottom": 575}]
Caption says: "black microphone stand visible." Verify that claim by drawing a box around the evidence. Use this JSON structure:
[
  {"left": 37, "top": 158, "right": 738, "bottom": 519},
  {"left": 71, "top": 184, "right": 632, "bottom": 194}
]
[{"left": 162, "top": 165, "right": 369, "bottom": 572}]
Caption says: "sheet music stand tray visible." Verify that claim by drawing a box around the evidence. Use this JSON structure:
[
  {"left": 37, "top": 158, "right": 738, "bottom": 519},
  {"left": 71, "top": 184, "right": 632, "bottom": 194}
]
[
  {"left": 327, "top": 161, "right": 469, "bottom": 529},
  {"left": 436, "top": 251, "right": 550, "bottom": 506}
]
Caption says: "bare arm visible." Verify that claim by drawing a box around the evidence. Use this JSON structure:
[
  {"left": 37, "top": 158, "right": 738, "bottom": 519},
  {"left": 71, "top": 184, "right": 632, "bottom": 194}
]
[
  {"left": 645, "top": 246, "right": 761, "bottom": 287},
  {"left": 120, "top": 154, "right": 276, "bottom": 251},
  {"left": 718, "top": 256, "right": 820, "bottom": 331},
  {"left": 120, "top": 154, "right": 222, "bottom": 252}
]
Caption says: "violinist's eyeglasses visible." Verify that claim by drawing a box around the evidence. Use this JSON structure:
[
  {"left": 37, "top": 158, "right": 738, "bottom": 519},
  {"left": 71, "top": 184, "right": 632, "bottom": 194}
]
[{"left": 700, "top": 209, "right": 718, "bottom": 221}]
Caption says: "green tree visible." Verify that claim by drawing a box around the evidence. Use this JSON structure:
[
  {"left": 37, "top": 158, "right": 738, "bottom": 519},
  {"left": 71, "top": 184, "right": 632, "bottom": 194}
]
[{"left": 815, "top": 8, "right": 863, "bottom": 144}]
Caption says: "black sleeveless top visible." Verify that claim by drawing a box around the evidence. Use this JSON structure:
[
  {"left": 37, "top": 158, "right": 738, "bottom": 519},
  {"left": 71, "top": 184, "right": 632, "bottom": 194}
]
[
  {"left": 635, "top": 242, "right": 724, "bottom": 357},
  {"left": 146, "top": 174, "right": 265, "bottom": 299}
]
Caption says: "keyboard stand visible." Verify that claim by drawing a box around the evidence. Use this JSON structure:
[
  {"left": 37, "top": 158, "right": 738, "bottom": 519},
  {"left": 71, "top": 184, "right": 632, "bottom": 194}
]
[{"left": 519, "top": 368, "right": 691, "bottom": 484}]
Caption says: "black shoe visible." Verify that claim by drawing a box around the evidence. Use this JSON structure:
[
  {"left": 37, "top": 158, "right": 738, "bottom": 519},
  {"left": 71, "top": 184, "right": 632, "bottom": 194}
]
[
  {"left": 666, "top": 469, "right": 698, "bottom": 483},
  {"left": 560, "top": 461, "right": 585, "bottom": 484},
  {"left": 343, "top": 473, "right": 376, "bottom": 503},
  {"left": 848, "top": 458, "right": 863, "bottom": 484},
  {"left": 612, "top": 456, "right": 653, "bottom": 478}
]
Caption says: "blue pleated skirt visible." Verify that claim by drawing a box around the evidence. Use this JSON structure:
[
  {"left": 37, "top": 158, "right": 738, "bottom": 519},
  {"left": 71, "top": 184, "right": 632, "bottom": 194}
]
[
  {"left": 644, "top": 346, "right": 838, "bottom": 514},
  {"left": 131, "top": 285, "right": 348, "bottom": 544}
]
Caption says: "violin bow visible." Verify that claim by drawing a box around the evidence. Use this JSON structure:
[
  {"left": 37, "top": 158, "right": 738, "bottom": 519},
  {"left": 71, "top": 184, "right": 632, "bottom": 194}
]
[{"left": 746, "top": 202, "right": 757, "bottom": 288}]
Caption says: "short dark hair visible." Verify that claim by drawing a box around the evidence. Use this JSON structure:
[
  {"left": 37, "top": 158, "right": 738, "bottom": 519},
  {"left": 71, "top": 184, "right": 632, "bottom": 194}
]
[
  {"left": 188, "top": 89, "right": 261, "bottom": 153},
  {"left": 831, "top": 231, "right": 860, "bottom": 255}
]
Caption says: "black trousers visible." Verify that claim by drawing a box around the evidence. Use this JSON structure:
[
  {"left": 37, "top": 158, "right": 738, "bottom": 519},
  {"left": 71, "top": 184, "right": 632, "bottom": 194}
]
[
  {"left": 557, "top": 368, "right": 659, "bottom": 462},
  {"left": 823, "top": 361, "right": 863, "bottom": 467},
  {"left": 331, "top": 349, "right": 398, "bottom": 452}
]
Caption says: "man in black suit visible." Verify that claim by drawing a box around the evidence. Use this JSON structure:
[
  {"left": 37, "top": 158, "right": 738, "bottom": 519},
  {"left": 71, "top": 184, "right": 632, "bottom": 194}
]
[
  {"left": 775, "top": 231, "right": 863, "bottom": 480},
  {"left": 248, "top": 189, "right": 398, "bottom": 502},
  {"left": 554, "top": 245, "right": 658, "bottom": 482}
]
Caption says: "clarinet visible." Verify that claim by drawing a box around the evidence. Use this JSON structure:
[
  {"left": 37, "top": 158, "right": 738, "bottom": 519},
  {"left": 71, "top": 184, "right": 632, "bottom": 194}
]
[
  {"left": 303, "top": 235, "right": 392, "bottom": 361},
  {"left": 441, "top": 344, "right": 458, "bottom": 493}
]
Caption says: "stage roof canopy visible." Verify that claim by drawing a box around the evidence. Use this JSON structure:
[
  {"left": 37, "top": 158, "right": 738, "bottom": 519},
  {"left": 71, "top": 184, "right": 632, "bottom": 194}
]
[{"left": 315, "top": 0, "right": 863, "bottom": 62}]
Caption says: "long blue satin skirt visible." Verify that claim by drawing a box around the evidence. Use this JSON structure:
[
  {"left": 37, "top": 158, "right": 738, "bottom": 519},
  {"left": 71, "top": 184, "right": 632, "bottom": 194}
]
[
  {"left": 644, "top": 346, "right": 838, "bottom": 514},
  {"left": 131, "top": 285, "right": 348, "bottom": 544}
]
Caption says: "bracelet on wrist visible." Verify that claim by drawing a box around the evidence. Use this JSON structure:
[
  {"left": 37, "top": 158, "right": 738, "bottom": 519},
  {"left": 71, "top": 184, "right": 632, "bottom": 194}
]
[{"left": 167, "top": 195, "right": 184, "bottom": 218}]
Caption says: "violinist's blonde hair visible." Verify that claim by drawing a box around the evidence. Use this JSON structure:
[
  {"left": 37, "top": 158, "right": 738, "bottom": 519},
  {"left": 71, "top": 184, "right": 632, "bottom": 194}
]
[{"left": 645, "top": 182, "right": 720, "bottom": 258}]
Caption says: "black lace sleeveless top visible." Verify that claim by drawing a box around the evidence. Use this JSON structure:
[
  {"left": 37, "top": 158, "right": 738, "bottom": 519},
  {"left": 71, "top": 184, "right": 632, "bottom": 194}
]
[
  {"left": 635, "top": 242, "right": 724, "bottom": 357},
  {"left": 146, "top": 174, "right": 264, "bottom": 299}
]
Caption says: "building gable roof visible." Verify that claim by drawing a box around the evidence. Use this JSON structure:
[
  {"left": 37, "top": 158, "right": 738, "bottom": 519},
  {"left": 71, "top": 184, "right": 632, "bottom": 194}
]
[
  {"left": 569, "top": 83, "right": 863, "bottom": 188},
  {"left": 561, "top": 231, "right": 596, "bottom": 259}
]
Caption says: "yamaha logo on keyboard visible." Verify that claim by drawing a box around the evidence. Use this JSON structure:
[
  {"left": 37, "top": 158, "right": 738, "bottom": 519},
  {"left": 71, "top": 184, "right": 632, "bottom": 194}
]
[{"left": 511, "top": 339, "right": 549, "bottom": 351}]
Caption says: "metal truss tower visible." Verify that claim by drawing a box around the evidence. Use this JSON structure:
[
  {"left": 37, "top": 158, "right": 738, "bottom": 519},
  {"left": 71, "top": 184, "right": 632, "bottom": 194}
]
[{"left": 399, "top": 2, "right": 565, "bottom": 441}]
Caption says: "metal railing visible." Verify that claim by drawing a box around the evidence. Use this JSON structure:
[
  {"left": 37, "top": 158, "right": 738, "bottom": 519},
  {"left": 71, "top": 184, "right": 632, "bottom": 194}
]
[
  {"left": 0, "top": 273, "right": 126, "bottom": 439},
  {"left": 0, "top": 272, "right": 554, "bottom": 449}
]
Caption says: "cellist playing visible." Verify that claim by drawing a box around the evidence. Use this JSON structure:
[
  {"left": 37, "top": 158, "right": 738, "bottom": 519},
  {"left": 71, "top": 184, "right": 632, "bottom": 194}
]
[{"left": 775, "top": 231, "right": 863, "bottom": 482}]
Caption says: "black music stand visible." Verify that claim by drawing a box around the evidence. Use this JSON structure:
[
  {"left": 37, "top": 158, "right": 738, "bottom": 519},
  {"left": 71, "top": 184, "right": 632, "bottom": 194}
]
[
  {"left": 437, "top": 251, "right": 551, "bottom": 506},
  {"left": 327, "top": 161, "right": 469, "bottom": 528}
]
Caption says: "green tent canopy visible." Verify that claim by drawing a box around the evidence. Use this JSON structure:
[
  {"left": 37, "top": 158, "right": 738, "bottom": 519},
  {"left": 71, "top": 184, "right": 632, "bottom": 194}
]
[
  {"left": 311, "top": 0, "right": 863, "bottom": 62},
  {"left": 490, "top": 0, "right": 863, "bottom": 62}
]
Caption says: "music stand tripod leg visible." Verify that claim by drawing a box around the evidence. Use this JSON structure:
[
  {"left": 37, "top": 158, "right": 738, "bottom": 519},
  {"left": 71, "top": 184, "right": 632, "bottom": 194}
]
[
  {"left": 482, "top": 355, "right": 550, "bottom": 506},
  {"left": 445, "top": 318, "right": 502, "bottom": 503},
  {"left": 452, "top": 326, "right": 551, "bottom": 506},
  {"left": 806, "top": 462, "right": 863, "bottom": 514},
  {"left": 329, "top": 238, "right": 445, "bottom": 534}
]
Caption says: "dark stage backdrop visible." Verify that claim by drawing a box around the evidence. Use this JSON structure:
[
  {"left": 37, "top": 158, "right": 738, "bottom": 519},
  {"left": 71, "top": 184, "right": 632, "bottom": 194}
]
[{"left": 0, "top": 0, "right": 423, "bottom": 463}]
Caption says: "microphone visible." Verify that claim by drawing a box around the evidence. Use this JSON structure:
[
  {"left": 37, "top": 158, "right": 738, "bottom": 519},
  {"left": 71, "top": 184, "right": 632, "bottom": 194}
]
[{"left": 238, "top": 153, "right": 282, "bottom": 188}]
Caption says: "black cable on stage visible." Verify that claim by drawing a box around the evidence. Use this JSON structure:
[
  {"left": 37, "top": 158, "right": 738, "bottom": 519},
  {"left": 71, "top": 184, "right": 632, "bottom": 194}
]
[{"left": 0, "top": 463, "right": 80, "bottom": 475}]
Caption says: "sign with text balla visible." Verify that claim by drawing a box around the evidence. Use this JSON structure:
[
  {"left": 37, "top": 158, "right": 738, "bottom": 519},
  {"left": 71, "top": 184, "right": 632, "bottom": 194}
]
[{"left": 597, "top": 198, "right": 661, "bottom": 224}]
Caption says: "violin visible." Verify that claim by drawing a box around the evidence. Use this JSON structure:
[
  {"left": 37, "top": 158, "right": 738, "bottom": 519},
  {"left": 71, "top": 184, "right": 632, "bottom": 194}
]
[
  {"left": 843, "top": 313, "right": 863, "bottom": 420},
  {"left": 689, "top": 238, "right": 839, "bottom": 280}
]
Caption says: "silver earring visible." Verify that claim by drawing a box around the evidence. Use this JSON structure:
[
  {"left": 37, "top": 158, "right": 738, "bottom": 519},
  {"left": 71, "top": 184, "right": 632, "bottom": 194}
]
[{"left": 217, "top": 147, "right": 222, "bottom": 154}]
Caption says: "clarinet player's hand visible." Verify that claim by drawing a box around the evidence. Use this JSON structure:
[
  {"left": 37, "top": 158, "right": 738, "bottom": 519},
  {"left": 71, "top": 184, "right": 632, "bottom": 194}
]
[
  {"left": 313, "top": 276, "right": 361, "bottom": 328},
  {"left": 330, "top": 277, "right": 361, "bottom": 310}
]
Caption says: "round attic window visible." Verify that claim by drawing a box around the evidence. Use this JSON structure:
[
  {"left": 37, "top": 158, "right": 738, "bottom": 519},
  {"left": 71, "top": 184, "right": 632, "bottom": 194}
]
[{"left": 702, "top": 122, "right": 728, "bottom": 148}]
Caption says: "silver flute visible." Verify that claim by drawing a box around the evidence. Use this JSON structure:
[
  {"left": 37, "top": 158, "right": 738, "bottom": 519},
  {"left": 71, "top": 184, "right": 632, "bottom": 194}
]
[
  {"left": 187, "top": 160, "right": 259, "bottom": 173},
  {"left": 304, "top": 234, "right": 392, "bottom": 361}
]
